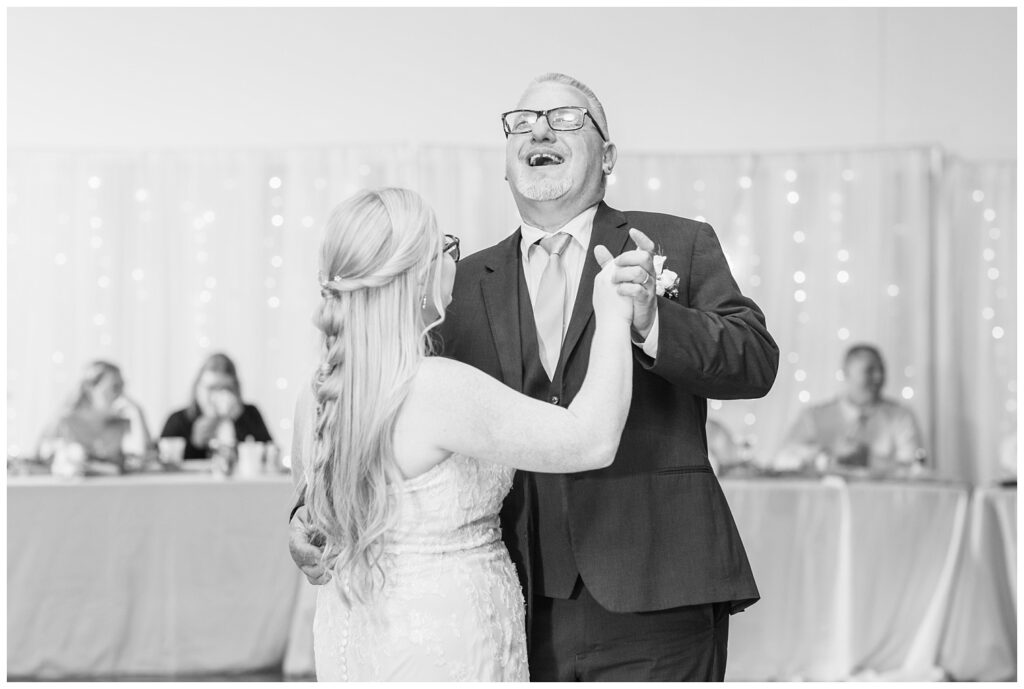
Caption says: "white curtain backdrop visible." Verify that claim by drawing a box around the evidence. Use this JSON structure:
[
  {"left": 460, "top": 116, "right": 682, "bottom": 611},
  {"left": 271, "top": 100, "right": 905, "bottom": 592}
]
[
  {"left": 934, "top": 157, "right": 1017, "bottom": 484},
  {"left": 6, "top": 146, "right": 1015, "bottom": 483}
]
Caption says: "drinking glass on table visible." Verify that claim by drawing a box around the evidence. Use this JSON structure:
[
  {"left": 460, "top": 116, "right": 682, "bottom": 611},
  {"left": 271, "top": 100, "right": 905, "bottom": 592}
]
[
  {"left": 237, "top": 436, "right": 266, "bottom": 477},
  {"left": 158, "top": 437, "right": 186, "bottom": 467}
]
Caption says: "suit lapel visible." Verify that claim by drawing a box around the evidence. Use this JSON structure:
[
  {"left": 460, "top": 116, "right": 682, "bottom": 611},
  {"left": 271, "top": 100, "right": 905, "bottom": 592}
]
[
  {"left": 558, "top": 202, "right": 631, "bottom": 369},
  {"left": 481, "top": 232, "right": 525, "bottom": 393}
]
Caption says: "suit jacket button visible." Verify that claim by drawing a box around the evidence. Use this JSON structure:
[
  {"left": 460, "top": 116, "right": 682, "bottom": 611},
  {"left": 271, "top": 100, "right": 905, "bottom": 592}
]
[{"left": 550, "top": 395, "right": 559, "bottom": 405}]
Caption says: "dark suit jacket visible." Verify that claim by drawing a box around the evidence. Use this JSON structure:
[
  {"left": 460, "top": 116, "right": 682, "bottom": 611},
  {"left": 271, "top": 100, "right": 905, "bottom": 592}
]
[{"left": 436, "top": 201, "right": 778, "bottom": 616}]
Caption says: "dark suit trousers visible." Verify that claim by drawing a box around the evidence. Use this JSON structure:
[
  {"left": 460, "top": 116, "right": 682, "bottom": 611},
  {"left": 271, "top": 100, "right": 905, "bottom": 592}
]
[{"left": 529, "top": 581, "right": 730, "bottom": 682}]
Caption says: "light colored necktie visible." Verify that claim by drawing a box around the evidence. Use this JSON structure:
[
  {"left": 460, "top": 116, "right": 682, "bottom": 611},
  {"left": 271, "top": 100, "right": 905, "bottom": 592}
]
[{"left": 533, "top": 232, "right": 573, "bottom": 378}]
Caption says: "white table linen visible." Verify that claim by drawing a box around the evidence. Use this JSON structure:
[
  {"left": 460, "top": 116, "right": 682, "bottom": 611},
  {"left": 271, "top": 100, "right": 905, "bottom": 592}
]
[
  {"left": 7, "top": 473, "right": 301, "bottom": 679},
  {"left": 9, "top": 474, "right": 1011, "bottom": 681},
  {"left": 939, "top": 486, "right": 1017, "bottom": 681},
  {"left": 724, "top": 478, "right": 969, "bottom": 681}
]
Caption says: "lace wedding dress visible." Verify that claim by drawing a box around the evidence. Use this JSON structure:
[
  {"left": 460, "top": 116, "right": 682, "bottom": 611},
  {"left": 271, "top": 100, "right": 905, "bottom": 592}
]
[{"left": 313, "top": 454, "right": 529, "bottom": 681}]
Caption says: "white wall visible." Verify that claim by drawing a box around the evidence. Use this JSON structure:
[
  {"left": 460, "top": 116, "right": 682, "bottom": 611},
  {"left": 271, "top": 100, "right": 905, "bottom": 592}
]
[{"left": 7, "top": 7, "right": 1016, "bottom": 159}]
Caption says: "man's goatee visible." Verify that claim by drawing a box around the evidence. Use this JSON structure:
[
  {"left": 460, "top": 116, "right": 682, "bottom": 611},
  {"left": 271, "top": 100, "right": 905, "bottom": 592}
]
[{"left": 518, "top": 177, "right": 574, "bottom": 201}]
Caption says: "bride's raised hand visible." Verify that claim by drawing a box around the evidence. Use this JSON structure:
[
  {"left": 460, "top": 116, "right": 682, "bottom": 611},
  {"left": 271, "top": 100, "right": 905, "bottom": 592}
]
[{"left": 593, "top": 245, "right": 634, "bottom": 325}]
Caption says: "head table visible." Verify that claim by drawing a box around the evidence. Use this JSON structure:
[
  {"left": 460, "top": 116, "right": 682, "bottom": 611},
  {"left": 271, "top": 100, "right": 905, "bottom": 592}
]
[{"left": 6, "top": 472, "right": 1015, "bottom": 681}]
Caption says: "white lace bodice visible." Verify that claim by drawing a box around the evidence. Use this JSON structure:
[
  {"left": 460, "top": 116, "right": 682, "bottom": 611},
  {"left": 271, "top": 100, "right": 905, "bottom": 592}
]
[
  {"left": 386, "top": 454, "right": 514, "bottom": 556},
  {"left": 313, "top": 454, "right": 528, "bottom": 681}
]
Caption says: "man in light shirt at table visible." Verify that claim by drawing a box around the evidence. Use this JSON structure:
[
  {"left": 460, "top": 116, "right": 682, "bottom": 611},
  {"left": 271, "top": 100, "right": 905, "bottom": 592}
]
[{"left": 774, "top": 343, "right": 927, "bottom": 474}]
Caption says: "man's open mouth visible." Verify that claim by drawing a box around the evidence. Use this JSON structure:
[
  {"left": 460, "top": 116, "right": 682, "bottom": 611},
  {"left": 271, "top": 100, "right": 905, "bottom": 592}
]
[{"left": 528, "top": 152, "right": 565, "bottom": 167}]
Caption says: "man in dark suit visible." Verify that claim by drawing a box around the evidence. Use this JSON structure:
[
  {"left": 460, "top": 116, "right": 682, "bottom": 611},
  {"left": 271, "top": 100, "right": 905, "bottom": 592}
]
[
  {"left": 442, "top": 72, "right": 777, "bottom": 681},
  {"left": 289, "top": 72, "right": 778, "bottom": 680}
]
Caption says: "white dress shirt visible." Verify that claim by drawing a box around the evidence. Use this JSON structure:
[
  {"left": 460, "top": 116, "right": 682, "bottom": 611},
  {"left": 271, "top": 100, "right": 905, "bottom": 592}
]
[{"left": 519, "top": 205, "right": 660, "bottom": 360}]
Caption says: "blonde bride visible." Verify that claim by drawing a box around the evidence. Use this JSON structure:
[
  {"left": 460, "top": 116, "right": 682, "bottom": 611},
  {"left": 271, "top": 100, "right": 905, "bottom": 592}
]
[{"left": 290, "top": 187, "right": 633, "bottom": 681}]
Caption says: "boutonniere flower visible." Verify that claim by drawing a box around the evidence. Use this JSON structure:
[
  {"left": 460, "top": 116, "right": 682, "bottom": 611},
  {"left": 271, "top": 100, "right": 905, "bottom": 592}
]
[{"left": 652, "top": 253, "right": 680, "bottom": 301}]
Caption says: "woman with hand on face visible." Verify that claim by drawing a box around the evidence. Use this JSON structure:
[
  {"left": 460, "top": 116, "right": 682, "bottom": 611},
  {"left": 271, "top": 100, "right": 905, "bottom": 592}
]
[
  {"left": 37, "top": 360, "right": 153, "bottom": 474},
  {"left": 160, "top": 352, "right": 272, "bottom": 460}
]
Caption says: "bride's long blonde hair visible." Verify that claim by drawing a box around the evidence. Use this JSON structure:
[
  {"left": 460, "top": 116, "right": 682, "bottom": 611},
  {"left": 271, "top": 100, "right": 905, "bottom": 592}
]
[{"left": 307, "top": 187, "right": 446, "bottom": 603}]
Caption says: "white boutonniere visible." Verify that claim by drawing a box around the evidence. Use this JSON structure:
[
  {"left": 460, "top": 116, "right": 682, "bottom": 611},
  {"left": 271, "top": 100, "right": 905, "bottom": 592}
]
[{"left": 652, "top": 253, "right": 680, "bottom": 301}]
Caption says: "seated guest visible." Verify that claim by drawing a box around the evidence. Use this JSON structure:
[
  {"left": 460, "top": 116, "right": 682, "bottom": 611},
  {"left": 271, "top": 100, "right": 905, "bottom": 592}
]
[
  {"left": 774, "top": 343, "right": 926, "bottom": 473},
  {"left": 37, "top": 360, "right": 153, "bottom": 474},
  {"left": 161, "top": 352, "right": 272, "bottom": 459}
]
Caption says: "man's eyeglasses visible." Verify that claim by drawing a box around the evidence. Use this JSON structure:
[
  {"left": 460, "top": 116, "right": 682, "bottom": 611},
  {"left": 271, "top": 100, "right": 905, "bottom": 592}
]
[
  {"left": 443, "top": 234, "right": 460, "bottom": 262},
  {"left": 501, "top": 106, "right": 608, "bottom": 142}
]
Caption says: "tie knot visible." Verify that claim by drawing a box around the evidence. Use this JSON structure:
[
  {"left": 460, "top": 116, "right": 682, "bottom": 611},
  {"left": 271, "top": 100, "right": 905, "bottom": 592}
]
[{"left": 538, "top": 232, "right": 572, "bottom": 257}]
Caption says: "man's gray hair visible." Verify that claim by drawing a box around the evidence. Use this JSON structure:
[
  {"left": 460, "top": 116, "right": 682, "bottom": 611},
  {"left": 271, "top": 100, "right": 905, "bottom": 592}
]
[{"left": 529, "top": 72, "right": 610, "bottom": 140}]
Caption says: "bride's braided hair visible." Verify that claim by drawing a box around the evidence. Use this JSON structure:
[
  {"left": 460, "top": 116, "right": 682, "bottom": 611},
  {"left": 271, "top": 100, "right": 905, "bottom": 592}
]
[{"left": 307, "top": 188, "right": 444, "bottom": 604}]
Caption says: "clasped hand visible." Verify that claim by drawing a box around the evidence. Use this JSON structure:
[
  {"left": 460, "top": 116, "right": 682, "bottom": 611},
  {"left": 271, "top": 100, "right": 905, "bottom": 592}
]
[
  {"left": 289, "top": 505, "right": 332, "bottom": 585},
  {"left": 594, "top": 227, "right": 658, "bottom": 337}
]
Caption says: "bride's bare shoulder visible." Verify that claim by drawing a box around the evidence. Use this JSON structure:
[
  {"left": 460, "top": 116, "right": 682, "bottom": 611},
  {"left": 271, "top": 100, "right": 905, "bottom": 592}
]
[
  {"left": 416, "top": 356, "right": 481, "bottom": 384},
  {"left": 411, "top": 357, "right": 498, "bottom": 405}
]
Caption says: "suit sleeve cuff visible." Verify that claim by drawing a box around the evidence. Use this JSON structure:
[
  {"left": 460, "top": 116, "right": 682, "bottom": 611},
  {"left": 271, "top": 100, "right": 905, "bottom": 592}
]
[{"left": 632, "top": 311, "right": 660, "bottom": 360}]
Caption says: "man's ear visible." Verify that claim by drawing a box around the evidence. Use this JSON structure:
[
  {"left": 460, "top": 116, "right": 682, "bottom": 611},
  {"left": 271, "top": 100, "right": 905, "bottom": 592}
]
[{"left": 602, "top": 142, "right": 618, "bottom": 175}]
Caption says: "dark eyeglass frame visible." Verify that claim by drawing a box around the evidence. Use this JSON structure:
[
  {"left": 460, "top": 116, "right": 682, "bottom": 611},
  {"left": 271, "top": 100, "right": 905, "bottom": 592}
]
[
  {"left": 443, "top": 234, "right": 460, "bottom": 262},
  {"left": 500, "top": 106, "right": 608, "bottom": 142}
]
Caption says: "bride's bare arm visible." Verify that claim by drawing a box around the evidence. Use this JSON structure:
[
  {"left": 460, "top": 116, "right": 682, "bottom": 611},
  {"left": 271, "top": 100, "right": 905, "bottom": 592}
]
[{"left": 411, "top": 258, "right": 633, "bottom": 474}]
